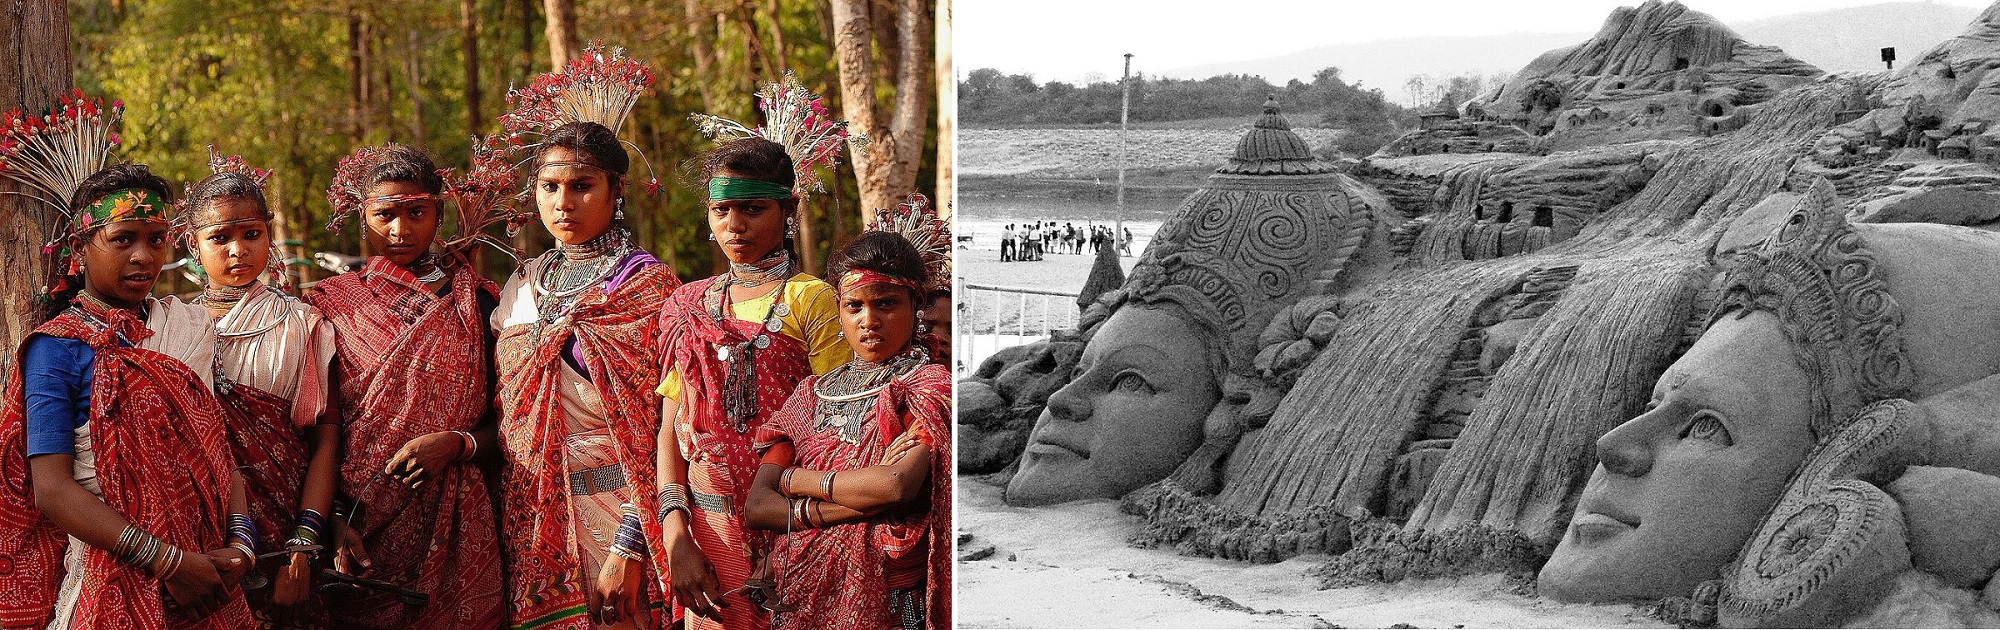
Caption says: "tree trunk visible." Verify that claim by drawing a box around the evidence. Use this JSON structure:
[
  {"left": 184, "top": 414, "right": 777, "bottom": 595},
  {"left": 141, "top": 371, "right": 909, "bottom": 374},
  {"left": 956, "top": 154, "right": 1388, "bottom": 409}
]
[
  {"left": 462, "top": 0, "right": 482, "bottom": 134},
  {"left": 764, "top": 0, "right": 786, "bottom": 74},
  {"left": 518, "top": 0, "right": 534, "bottom": 79},
  {"left": 829, "top": 0, "right": 929, "bottom": 226},
  {"left": 683, "top": 0, "right": 718, "bottom": 113},
  {"left": 829, "top": 0, "right": 881, "bottom": 222},
  {"left": 405, "top": 29, "right": 425, "bottom": 149},
  {"left": 887, "top": 0, "right": 931, "bottom": 202},
  {"left": 0, "top": 0, "right": 73, "bottom": 359},
  {"left": 543, "top": 0, "right": 577, "bottom": 69},
  {"left": 933, "top": 0, "right": 952, "bottom": 216},
  {"left": 347, "top": 10, "right": 364, "bottom": 144},
  {"left": 375, "top": 21, "right": 397, "bottom": 143}
]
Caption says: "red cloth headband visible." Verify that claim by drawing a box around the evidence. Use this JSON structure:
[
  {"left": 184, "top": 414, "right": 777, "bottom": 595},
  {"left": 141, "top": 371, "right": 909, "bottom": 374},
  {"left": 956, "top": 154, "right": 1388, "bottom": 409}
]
[{"left": 838, "top": 269, "right": 921, "bottom": 297}]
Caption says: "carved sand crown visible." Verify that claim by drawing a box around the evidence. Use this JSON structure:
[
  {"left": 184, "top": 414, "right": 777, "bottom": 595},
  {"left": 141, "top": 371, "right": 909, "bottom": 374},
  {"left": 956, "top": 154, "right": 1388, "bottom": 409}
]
[
  {"left": 1709, "top": 177, "right": 1913, "bottom": 440},
  {"left": 1110, "top": 95, "right": 1360, "bottom": 380}
]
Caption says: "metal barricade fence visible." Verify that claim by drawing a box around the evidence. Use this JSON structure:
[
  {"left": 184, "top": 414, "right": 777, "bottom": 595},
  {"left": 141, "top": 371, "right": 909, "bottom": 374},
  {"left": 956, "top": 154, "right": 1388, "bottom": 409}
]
[{"left": 958, "top": 283, "right": 1081, "bottom": 371}]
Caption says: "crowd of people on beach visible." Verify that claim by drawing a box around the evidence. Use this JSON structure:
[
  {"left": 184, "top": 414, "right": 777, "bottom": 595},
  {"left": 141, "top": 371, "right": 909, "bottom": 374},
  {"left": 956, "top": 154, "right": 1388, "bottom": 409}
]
[{"left": 998, "top": 222, "right": 1131, "bottom": 262}]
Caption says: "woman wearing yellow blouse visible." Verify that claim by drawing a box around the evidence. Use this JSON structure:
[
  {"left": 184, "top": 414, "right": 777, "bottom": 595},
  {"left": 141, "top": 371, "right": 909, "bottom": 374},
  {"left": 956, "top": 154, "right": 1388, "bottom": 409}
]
[{"left": 652, "top": 137, "right": 848, "bottom": 629}]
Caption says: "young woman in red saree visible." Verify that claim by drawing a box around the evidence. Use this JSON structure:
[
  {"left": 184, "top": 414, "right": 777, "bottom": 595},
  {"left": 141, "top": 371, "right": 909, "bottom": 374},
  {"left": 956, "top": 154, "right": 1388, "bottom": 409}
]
[
  {"left": 744, "top": 231, "right": 952, "bottom": 630},
  {"left": 0, "top": 157, "right": 255, "bottom": 629},
  {"left": 653, "top": 137, "right": 852, "bottom": 630},
  {"left": 302, "top": 144, "right": 506, "bottom": 630},
  {"left": 181, "top": 152, "right": 343, "bottom": 628},
  {"left": 492, "top": 119, "right": 681, "bottom": 629}
]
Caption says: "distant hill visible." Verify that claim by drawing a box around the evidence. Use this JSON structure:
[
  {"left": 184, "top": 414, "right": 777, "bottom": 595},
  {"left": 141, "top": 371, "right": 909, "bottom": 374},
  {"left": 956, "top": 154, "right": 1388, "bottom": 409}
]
[
  {"left": 1736, "top": 2, "right": 1979, "bottom": 74},
  {"left": 1165, "top": 32, "right": 1587, "bottom": 98},
  {"left": 1162, "top": 2, "right": 1978, "bottom": 94}
]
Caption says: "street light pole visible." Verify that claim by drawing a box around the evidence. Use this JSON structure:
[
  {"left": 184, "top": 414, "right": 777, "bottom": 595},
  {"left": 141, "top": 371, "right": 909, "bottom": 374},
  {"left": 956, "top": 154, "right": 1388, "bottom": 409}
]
[{"left": 1117, "top": 53, "right": 1132, "bottom": 249}]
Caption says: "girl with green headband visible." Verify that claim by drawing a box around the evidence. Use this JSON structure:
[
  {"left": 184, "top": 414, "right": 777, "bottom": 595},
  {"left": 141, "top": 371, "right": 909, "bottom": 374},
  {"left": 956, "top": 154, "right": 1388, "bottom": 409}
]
[
  {"left": 4, "top": 163, "right": 257, "bottom": 627},
  {"left": 652, "top": 136, "right": 852, "bottom": 629}
]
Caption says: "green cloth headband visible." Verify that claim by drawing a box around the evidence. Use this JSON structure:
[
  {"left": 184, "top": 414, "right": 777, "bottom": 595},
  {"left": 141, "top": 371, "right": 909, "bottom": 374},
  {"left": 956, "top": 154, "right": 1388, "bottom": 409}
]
[
  {"left": 77, "top": 188, "right": 171, "bottom": 234},
  {"left": 708, "top": 176, "right": 793, "bottom": 201}
]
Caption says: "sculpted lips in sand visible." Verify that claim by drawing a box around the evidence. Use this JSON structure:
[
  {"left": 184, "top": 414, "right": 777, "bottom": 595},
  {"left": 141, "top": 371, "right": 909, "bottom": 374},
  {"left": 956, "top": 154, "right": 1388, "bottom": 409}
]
[
  {"left": 1568, "top": 511, "right": 1637, "bottom": 546},
  {"left": 1025, "top": 432, "right": 1090, "bottom": 460}
]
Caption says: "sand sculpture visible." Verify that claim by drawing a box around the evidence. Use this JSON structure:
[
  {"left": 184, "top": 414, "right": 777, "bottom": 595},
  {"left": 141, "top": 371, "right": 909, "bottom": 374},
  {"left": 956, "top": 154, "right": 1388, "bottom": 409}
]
[
  {"left": 962, "top": 1, "right": 2000, "bottom": 626},
  {"left": 1000, "top": 96, "right": 1375, "bottom": 506}
]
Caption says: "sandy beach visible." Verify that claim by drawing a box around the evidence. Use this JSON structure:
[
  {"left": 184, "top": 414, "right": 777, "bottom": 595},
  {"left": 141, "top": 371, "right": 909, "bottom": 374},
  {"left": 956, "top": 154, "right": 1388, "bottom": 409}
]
[{"left": 957, "top": 479, "right": 1670, "bottom": 629}]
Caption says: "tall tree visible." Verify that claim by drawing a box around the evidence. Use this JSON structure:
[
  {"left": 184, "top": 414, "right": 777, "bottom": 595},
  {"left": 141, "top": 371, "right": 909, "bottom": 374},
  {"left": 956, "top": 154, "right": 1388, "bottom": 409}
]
[
  {"left": 463, "top": 0, "right": 482, "bottom": 133},
  {"left": 934, "top": 0, "right": 952, "bottom": 216},
  {"left": 0, "top": 0, "right": 71, "bottom": 359},
  {"left": 830, "top": 0, "right": 931, "bottom": 223},
  {"left": 544, "top": 0, "right": 578, "bottom": 68}
]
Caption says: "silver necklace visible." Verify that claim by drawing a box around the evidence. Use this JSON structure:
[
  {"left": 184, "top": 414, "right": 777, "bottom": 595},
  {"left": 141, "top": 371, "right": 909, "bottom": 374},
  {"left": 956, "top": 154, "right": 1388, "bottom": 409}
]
[
  {"left": 406, "top": 253, "right": 446, "bottom": 284},
  {"left": 811, "top": 346, "right": 928, "bottom": 445},
  {"left": 533, "top": 228, "right": 633, "bottom": 324}
]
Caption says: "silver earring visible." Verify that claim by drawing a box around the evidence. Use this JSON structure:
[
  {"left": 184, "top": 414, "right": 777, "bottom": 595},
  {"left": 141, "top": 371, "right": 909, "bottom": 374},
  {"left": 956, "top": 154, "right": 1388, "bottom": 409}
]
[
  {"left": 786, "top": 219, "right": 799, "bottom": 238},
  {"left": 614, "top": 198, "right": 626, "bottom": 220},
  {"left": 708, "top": 233, "right": 716, "bottom": 241}
]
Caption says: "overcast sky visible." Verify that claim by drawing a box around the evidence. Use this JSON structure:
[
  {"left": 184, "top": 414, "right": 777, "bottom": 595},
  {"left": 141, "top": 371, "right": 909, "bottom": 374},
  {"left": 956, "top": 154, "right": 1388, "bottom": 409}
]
[{"left": 957, "top": 0, "right": 1994, "bottom": 83}]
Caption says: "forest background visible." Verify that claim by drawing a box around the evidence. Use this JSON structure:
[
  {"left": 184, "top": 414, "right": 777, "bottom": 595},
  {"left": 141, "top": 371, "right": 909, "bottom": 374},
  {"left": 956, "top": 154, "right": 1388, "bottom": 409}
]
[{"left": 0, "top": 0, "right": 943, "bottom": 358}]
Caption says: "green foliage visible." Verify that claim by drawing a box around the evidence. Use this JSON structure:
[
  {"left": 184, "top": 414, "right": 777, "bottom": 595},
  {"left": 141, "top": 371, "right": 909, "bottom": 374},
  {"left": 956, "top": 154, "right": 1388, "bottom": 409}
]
[
  {"left": 958, "top": 65, "right": 1412, "bottom": 156},
  {"left": 960, "top": 70, "right": 1284, "bottom": 124},
  {"left": 65, "top": 0, "right": 927, "bottom": 284}
]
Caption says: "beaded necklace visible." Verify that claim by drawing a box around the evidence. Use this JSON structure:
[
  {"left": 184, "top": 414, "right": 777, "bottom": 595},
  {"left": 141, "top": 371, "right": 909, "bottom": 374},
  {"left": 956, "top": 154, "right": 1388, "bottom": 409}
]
[
  {"left": 706, "top": 248, "right": 796, "bottom": 433},
  {"left": 727, "top": 249, "right": 793, "bottom": 289},
  {"left": 812, "top": 345, "right": 929, "bottom": 446},
  {"left": 406, "top": 253, "right": 446, "bottom": 285},
  {"left": 532, "top": 227, "right": 633, "bottom": 324},
  {"left": 194, "top": 280, "right": 255, "bottom": 313}
]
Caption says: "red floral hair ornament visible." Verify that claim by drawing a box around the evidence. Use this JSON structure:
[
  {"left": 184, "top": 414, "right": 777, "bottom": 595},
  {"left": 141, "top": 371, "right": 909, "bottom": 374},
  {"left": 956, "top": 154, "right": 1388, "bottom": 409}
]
[
  {"left": 500, "top": 42, "right": 662, "bottom": 198},
  {"left": 0, "top": 89, "right": 124, "bottom": 300},
  {"left": 866, "top": 193, "right": 951, "bottom": 293}
]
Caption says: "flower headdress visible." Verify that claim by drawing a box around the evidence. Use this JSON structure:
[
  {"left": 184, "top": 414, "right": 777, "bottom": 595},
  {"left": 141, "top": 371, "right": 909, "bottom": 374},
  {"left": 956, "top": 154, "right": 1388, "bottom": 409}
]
[
  {"left": 867, "top": 193, "right": 950, "bottom": 293},
  {"left": 0, "top": 90, "right": 129, "bottom": 298},
  {"left": 501, "top": 42, "right": 661, "bottom": 196},
  {"left": 178, "top": 145, "right": 294, "bottom": 291},
  {"left": 324, "top": 145, "right": 449, "bottom": 233},
  {"left": 691, "top": 71, "right": 869, "bottom": 199}
]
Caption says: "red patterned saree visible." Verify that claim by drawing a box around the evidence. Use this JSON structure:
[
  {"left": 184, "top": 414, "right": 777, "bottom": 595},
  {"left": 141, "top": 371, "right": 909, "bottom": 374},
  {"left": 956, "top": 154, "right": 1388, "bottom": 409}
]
[
  {"left": 752, "top": 363, "right": 952, "bottom": 630},
  {"left": 0, "top": 302, "right": 252, "bottom": 629},
  {"left": 303, "top": 257, "right": 506, "bottom": 630},
  {"left": 656, "top": 277, "right": 820, "bottom": 630},
  {"left": 496, "top": 257, "right": 678, "bottom": 629}
]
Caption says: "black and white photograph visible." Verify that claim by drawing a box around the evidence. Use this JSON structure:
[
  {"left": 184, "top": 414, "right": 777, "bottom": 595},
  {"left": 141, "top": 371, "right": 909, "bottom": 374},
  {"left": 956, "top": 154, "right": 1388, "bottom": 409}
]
[{"left": 952, "top": 0, "right": 2000, "bottom": 627}]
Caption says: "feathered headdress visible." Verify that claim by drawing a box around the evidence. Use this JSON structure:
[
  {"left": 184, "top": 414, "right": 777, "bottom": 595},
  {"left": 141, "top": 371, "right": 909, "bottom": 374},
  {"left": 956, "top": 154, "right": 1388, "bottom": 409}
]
[
  {"left": 323, "top": 145, "right": 446, "bottom": 233},
  {"left": 178, "top": 145, "right": 294, "bottom": 291},
  {"left": 324, "top": 138, "right": 523, "bottom": 263},
  {"left": 501, "top": 42, "right": 661, "bottom": 196},
  {"left": 691, "top": 71, "right": 870, "bottom": 199},
  {"left": 868, "top": 193, "right": 950, "bottom": 293},
  {"left": 0, "top": 90, "right": 124, "bottom": 298},
  {"left": 443, "top": 134, "right": 527, "bottom": 260}
]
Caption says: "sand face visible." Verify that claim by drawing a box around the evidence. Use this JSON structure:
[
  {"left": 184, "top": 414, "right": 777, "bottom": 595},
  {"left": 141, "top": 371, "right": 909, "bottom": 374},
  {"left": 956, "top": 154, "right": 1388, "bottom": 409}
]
[{"left": 957, "top": 479, "right": 1670, "bottom": 629}]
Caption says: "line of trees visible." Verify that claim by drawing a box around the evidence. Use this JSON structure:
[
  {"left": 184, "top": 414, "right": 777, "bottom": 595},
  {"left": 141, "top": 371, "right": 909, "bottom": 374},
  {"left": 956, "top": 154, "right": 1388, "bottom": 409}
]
[
  {"left": 961, "top": 67, "right": 1512, "bottom": 157},
  {"left": 55, "top": 0, "right": 938, "bottom": 289}
]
